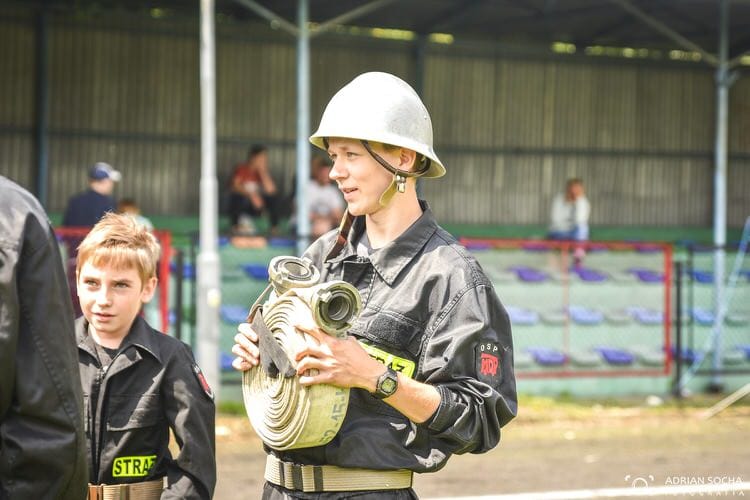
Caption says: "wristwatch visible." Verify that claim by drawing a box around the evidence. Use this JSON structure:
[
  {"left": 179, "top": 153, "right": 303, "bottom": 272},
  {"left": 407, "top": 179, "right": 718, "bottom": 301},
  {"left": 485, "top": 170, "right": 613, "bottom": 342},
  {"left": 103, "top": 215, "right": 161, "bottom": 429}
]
[{"left": 372, "top": 367, "right": 399, "bottom": 399}]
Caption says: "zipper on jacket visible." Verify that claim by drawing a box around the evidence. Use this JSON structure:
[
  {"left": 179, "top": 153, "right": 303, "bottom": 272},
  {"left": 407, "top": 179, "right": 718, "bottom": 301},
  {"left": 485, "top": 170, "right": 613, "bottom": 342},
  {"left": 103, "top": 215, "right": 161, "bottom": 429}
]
[{"left": 91, "top": 363, "right": 108, "bottom": 480}]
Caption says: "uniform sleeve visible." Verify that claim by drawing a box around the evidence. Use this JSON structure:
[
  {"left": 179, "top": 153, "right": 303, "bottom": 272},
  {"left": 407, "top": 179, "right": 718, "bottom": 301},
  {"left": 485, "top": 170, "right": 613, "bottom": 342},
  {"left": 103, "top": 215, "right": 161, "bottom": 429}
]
[
  {"left": 418, "top": 283, "right": 517, "bottom": 455},
  {"left": 160, "top": 344, "right": 216, "bottom": 500},
  {"left": 0, "top": 213, "right": 88, "bottom": 499}
]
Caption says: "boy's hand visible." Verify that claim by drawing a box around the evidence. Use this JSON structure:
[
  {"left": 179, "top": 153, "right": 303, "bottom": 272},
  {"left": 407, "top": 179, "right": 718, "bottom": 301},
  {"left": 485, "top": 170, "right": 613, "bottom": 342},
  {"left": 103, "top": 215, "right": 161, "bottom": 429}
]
[{"left": 232, "top": 323, "right": 259, "bottom": 371}]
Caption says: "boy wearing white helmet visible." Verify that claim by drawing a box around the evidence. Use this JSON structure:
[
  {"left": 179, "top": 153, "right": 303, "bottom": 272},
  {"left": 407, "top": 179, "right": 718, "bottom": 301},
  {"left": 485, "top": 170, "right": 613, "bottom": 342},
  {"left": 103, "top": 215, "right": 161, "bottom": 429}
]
[{"left": 233, "top": 72, "right": 516, "bottom": 499}]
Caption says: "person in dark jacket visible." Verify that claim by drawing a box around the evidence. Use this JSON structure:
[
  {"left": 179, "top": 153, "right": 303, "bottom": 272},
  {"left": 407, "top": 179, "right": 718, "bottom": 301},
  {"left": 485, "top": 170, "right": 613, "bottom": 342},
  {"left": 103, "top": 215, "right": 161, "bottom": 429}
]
[
  {"left": 0, "top": 175, "right": 88, "bottom": 499},
  {"left": 75, "top": 212, "right": 216, "bottom": 499},
  {"left": 232, "top": 72, "right": 517, "bottom": 499},
  {"left": 63, "top": 161, "right": 122, "bottom": 227}
]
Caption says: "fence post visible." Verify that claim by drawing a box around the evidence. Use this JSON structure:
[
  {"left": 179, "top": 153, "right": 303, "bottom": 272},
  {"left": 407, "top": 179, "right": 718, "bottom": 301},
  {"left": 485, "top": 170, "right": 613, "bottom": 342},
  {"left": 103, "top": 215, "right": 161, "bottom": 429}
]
[{"left": 672, "top": 261, "right": 683, "bottom": 397}]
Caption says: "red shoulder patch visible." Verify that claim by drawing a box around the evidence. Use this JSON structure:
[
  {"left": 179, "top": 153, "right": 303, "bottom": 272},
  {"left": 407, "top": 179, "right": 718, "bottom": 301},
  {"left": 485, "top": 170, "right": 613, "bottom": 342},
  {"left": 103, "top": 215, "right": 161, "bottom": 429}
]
[{"left": 193, "top": 364, "right": 214, "bottom": 400}]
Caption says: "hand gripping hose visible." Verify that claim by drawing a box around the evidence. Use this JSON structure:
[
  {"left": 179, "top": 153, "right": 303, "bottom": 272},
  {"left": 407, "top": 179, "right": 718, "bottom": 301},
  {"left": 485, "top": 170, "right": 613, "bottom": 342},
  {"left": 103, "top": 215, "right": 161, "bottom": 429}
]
[{"left": 242, "top": 256, "right": 362, "bottom": 450}]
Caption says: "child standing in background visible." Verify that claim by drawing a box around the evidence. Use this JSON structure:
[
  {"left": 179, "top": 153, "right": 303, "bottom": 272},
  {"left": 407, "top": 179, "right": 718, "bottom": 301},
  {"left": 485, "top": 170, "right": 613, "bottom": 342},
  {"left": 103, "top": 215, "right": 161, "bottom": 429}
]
[{"left": 75, "top": 212, "right": 215, "bottom": 499}]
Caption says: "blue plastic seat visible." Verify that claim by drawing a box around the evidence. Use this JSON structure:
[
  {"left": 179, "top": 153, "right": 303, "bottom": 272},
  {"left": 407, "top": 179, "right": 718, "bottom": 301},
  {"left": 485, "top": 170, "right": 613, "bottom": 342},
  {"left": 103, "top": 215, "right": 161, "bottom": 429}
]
[
  {"left": 690, "top": 270, "right": 713, "bottom": 284},
  {"left": 671, "top": 347, "right": 704, "bottom": 364},
  {"left": 573, "top": 267, "right": 608, "bottom": 282},
  {"left": 628, "top": 306, "right": 663, "bottom": 325},
  {"left": 736, "top": 345, "right": 750, "bottom": 359},
  {"left": 220, "top": 352, "right": 235, "bottom": 371},
  {"left": 569, "top": 305, "right": 604, "bottom": 325},
  {"left": 526, "top": 347, "right": 566, "bottom": 366},
  {"left": 170, "top": 261, "right": 195, "bottom": 279},
  {"left": 594, "top": 347, "right": 635, "bottom": 366},
  {"left": 511, "top": 266, "right": 550, "bottom": 283},
  {"left": 628, "top": 268, "right": 664, "bottom": 283},
  {"left": 220, "top": 304, "right": 249, "bottom": 324},
  {"left": 691, "top": 307, "right": 715, "bottom": 326},
  {"left": 241, "top": 263, "right": 270, "bottom": 281},
  {"left": 506, "top": 306, "right": 540, "bottom": 325}
]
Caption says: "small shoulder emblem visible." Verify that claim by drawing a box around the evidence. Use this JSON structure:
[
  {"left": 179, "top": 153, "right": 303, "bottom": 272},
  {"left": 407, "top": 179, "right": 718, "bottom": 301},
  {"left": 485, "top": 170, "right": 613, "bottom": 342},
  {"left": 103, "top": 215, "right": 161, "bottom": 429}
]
[
  {"left": 193, "top": 364, "right": 214, "bottom": 400},
  {"left": 476, "top": 342, "right": 501, "bottom": 386}
]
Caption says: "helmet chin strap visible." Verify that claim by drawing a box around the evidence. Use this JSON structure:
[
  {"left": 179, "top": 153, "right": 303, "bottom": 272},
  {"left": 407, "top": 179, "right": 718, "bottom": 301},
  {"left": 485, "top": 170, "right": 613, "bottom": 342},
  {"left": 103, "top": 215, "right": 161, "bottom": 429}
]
[{"left": 359, "top": 140, "right": 431, "bottom": 206}]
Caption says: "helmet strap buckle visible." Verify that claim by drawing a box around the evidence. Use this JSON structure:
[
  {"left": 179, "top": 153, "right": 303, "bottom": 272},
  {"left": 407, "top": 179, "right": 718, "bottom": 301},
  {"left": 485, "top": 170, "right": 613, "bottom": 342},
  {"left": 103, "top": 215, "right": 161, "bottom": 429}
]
[{"left": 395, "top": 174, "right": 407, "bottom": 193}]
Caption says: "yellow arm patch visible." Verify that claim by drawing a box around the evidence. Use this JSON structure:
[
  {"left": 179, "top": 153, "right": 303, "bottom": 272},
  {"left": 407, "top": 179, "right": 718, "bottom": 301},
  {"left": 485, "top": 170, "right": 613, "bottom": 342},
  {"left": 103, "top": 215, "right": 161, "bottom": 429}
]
[
  {"left": 112, "top": 455, "right": 157, "bottom": 477},
  {"left": 359, "top": 342, "right": 415, "bottom": 378}
]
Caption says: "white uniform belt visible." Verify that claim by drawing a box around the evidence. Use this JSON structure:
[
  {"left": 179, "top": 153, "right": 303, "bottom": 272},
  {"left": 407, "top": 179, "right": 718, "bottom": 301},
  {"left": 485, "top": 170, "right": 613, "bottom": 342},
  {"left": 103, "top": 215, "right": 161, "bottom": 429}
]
[
  {"left": 265, "top": 454, "right": 413, "bottom": 493},
  {"left": 87, "top": 478, "right": 163, "bottom": 500}
]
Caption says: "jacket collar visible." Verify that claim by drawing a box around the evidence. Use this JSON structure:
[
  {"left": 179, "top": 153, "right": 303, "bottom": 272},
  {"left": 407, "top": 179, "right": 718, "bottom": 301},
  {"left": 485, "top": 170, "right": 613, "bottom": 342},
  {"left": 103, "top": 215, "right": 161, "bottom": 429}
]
[
  {"left": 325, "top": 200, "right": 437, "bottom": 286},
  {"left": 76, "top": 315, "right": 162, "bottom": 364}
]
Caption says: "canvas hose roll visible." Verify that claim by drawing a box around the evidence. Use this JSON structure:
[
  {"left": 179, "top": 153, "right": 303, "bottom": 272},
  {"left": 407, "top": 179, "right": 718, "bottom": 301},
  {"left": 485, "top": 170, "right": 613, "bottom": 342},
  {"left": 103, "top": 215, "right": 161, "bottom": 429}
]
[{"left": 242, "top": 256, "right": 362, "bottom": 450}]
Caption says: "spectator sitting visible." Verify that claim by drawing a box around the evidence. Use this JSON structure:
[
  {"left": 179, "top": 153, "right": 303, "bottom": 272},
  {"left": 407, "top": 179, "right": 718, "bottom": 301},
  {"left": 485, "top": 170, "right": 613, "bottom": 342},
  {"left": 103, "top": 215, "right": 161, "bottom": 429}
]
[
  {"left": 307, "top": 155, "right": 345, "bottom": 239},
  {"left": 63, "top": 162, "right": 121, "bottom": 227},
  {"left": 227, "top": 145, "right": 282, "bottom": 236},
  {"left": 118, "top": 197, "right": 154, "bottom": 232},
  {"left": 547, "top": 178, "right": 590, "bottom": 241}
]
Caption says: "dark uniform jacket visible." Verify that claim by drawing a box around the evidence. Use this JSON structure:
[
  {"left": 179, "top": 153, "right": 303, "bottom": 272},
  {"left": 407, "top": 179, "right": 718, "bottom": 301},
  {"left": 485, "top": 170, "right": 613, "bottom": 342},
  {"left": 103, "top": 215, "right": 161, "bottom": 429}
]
[
  {"left": 274, "top": 201, "right": 517, "bottom": 472},
  {"left": 62, "top": 189, "right": 115, "bottom": 227},
  {"left": 0, "top": 176, "right": 88, "bottom": 499},
  {"left": 76, "top": 315, "right": 216, "bottom": 499}
]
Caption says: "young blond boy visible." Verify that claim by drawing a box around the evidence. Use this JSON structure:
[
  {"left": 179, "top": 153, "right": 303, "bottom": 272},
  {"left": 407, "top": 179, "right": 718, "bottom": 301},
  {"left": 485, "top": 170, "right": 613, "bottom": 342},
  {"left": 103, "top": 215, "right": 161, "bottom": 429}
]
[{"left": 75, "top": 213, "right": 215, "bottom": 499}]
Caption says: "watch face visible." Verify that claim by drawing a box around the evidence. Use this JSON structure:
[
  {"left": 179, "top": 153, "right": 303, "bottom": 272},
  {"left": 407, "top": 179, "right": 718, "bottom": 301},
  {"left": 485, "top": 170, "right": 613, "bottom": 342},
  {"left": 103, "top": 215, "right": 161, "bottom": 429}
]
[{"left": 381, "top": 377, "right": 397, "bottom": 395}]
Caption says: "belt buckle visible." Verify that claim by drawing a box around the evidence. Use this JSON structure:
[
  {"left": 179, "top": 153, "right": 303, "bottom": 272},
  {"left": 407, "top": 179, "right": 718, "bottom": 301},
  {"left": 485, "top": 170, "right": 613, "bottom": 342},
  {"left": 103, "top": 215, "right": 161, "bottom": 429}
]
[{"left": 87, "top": 484, "right": 104, "bottom": 500}]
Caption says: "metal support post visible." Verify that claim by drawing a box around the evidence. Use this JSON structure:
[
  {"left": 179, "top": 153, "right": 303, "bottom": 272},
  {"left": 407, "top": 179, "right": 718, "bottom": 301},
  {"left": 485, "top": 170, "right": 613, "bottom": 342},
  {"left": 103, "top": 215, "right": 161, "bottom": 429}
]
[
  {"left": 709, "top": 0, "right": 731, "bottom": 392},
  {"left": 198, "top": 0, "right": 221, "bottom": 399},
  {"left": 295, "top": 0, "right": 311, "bottom": 256},
  {"left": 35, "top": 8, "right": 49, "bottom": 207}
]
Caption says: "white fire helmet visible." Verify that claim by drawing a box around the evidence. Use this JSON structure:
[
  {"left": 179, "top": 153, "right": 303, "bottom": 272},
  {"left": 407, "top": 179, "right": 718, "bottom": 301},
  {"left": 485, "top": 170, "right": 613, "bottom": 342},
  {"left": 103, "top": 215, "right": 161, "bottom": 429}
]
[{"left": 309, "top": 72, "right": 445, "bottom": 180}]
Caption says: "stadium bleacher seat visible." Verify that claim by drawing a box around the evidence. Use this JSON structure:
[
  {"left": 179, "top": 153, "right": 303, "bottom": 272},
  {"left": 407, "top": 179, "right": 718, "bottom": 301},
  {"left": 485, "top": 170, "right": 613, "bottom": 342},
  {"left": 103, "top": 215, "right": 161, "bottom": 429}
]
[
  {"left": 170, "top": 261, "right": 195, "bottom": 279},
  {"left": 514, "top": 352, "right": 534, "bottom": 368},
  {"left": 629, "top": 307, "right": 663, "bottom": 325},
  {"left": 722, "top": 349, "right": 747, "bottom": 365},
  {"left": 690, "top": 270, "right": 713, "bottom": 284},
  {"left": 241, "top": 263, "right": 270, "bottom": 281},
  {"left": 726, "top": 312, "right": 750, "bottom": 326},
  {"left": 526, "top": 347, "right": 566, "bottom": 366},
  {"left": 691, "top": 307, "right": 715, "bottom": 326},
  {"left": 573, "top": 267, "right": 609, "bottom": 282},
  {"left": 569, "top": 349, "right": 602, "bottom": 367},
  {"left": 220, "top": 304, "right": 248, "bottom": 324},
  {"left": 736, "top": 345, "right": 750, "bottom": 360},
  {"left": 521, "top": 242, "right": 548, "bottom": 252},
  {"left": 541, "top": 309, "right": 567, "bottom": 325},
  {"left": 671, "top": 347, "right": 704, "bottom": 364},
  {"left": 511, "top": 266, "right": 550, "bottom": 283},
  {"left": 594, "top": 347, "right": 635, "bottom": 366},
  {"left": 630, "top": 345, "right": 666, "bottom": 366},
  {"left": 220, "top": 351, "right": 234, "bottom": 371},
  {"left": 604, "top": 309, "right": 631, "bottom": 325},
  {"left": 628, "top": 268, "right": 664, "bottom": 283},
  {"left": 506, "top": 306, "right": 540, "bottom": 325},
  {"left": 568, "top": 305, "right": 604, "bottom": 325}
]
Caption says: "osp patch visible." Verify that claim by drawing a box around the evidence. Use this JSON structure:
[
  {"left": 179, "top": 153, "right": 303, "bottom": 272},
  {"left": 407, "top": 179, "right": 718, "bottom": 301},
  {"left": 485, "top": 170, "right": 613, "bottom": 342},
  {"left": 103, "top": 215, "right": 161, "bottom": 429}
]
[
  {"left": 193, "top": 363, "right": 214, "bottom": 400},
  {"left": 476, "top": 342, "right": 501, "bottom": 385}
]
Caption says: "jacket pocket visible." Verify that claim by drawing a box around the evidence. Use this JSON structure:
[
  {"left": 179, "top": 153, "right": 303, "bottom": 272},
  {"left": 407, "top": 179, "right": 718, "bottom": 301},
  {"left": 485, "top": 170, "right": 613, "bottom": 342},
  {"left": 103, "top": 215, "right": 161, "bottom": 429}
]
[
  {"left": 107, "top": 394, "right": 161, "bottom": 431},
  {"left": 365, "top": 312, "right": 423, "bottom": 359}
]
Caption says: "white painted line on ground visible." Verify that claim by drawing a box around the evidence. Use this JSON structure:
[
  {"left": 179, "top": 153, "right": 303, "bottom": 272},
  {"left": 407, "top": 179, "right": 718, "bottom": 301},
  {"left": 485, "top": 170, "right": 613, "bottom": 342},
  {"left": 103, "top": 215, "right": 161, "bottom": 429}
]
[{"left": 423, "top": 481, "right": 750, "bottom": 500}]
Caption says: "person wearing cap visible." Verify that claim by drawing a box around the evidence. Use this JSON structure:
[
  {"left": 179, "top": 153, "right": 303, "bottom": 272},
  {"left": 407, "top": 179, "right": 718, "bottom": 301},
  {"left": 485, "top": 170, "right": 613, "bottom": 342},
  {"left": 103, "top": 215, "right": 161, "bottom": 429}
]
[
  {"left": 232, "top": 72, "right": 517, "bottom": 499},
  {"left": 63, "top": 162, "right": 122, "bottom": 228}
]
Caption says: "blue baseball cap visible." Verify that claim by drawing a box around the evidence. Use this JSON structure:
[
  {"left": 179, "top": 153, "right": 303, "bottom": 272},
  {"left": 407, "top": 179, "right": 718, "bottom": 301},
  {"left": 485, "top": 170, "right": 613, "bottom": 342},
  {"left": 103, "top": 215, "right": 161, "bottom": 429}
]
[{"left": 88, "top": 162, "right": 122, "bottom": 182}]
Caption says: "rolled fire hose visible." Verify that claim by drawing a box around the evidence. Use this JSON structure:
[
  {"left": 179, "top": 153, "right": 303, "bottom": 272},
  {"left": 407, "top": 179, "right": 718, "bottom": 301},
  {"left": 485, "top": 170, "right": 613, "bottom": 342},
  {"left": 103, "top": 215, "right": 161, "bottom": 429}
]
[{"left": 242, "top": 256, "right": 362, "bottom": 450}]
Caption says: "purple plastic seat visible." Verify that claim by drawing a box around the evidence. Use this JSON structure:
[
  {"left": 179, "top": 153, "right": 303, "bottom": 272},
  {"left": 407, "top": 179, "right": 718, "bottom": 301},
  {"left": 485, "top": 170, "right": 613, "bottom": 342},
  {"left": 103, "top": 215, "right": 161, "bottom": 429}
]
[
  {"left": 627, "top": 267, "right": 664, "bottom": 283},
  {"left": 506, "top": 306, "right": 540, "bottom": 325},
  {"left": 464, "top": 241, "right": 492, "bottom": 250},
  {"left": 527, "top": 347, "right": 567, "bottom": 366},
  {"left": 574, "top": 267, "right": 608, "bottom": 282},
  {"left": 690, "top": 270, "right": 713, "bottom": 284},
  {"left": 569, "top": 305, "right": 604, "bottom": 325},
  {"left": 514, "top": 267, "right": 550, "bottom": 283},
  {"left": 628, "top": 307, "right": 663, "bottom": 325},
  {"left": 635, "top": 243, "right": 661, "bottom": 253},
  {"left": 691, "top": 307, "right": 715, "bottom": 326},
  {"left": 595, "top": 347, "right": 635, "bottom": 365},
  {"left": 671, "top": 347, "right": 704, "bottom": 364},
  {"left": 522, "top": 242, "right": 549, "bottom": 252}
]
